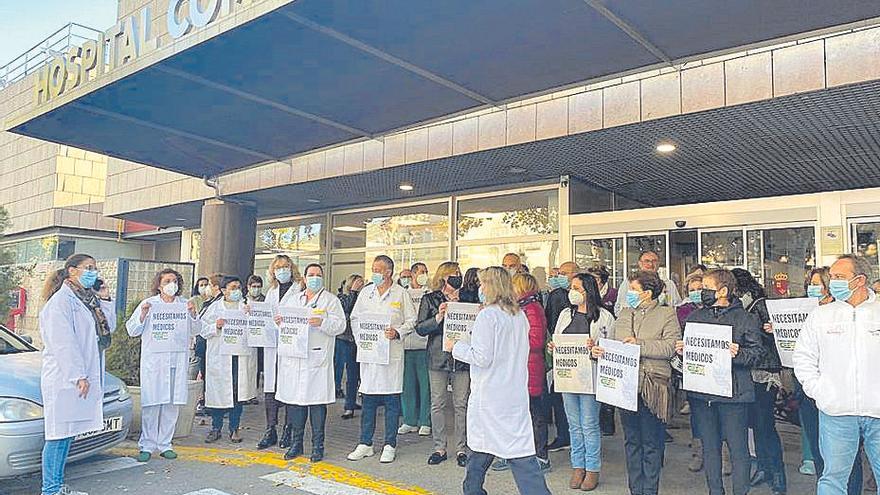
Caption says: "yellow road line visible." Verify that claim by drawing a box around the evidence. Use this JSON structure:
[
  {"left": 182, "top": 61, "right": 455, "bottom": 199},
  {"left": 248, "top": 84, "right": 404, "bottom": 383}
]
[{"left": 107, "top": 445, "right": 434, "bottom": 495}]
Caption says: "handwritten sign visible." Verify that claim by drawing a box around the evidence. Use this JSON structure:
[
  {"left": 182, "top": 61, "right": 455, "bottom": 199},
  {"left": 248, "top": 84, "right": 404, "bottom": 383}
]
[
  {"left": 355, "top": 313, "right": 391, "bottom": 365},
  {"left": 247, "top": 302, "right": 276, "bottom": 348},
  {"left": 553, "top": 334, "right": 594, "bottom": 394},
  {"left": 443, "top": 302, "right": 480, "bottom": 352},
  {"left": 682, "top": 322, "right": 732, "bottom": 397},
  {"left": 596, "top": 338, "right": 640, "bottom": 412},
  {"left": 766, "top": 297, "right": 818, "bottom": 368},
  {"left": 219, "top": 309, "right": 250, "bottom": 355},
  {"left": 277, "top": 307, "right": 310, "bottom": 358},
  {"left": 148, "top": 302, "right": 190, "bottom": 353}
]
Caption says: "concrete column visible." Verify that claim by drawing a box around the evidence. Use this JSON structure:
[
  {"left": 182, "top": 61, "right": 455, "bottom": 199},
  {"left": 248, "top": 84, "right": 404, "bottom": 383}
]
[{"left": 198, "top": 199, "right": 256, "bottom": 280}]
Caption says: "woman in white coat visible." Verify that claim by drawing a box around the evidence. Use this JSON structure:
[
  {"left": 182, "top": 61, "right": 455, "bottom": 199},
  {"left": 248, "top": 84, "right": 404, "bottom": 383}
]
[
  {"left": 257, "top": 255, "right": 302, "bottom": 450},
  {"left": 200, "top": 275, "right": 258, "bottom": 443},
  {"left": 274, "top": 263, "right": 345, "bottom": 462},
  {"left": 452, "top": 266, "right": 552, "bottom": 495},
  {"left": 39, "top": 253, "right": 115, "bottom": 495},
  {"left": 126, "top": 268, "right": 200, "bottom": 462}
]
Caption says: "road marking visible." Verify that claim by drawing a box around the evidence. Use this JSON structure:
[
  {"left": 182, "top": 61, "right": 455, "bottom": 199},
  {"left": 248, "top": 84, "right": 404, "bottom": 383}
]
[
  {"left": 65, "top": 457, "right": 141, "bottom": 481},
  {"left": 262, "top": 470, "right": 380, "bottom": 495},
  {"left": 181, "top": 490, "right": 234, "bottom": 495}
]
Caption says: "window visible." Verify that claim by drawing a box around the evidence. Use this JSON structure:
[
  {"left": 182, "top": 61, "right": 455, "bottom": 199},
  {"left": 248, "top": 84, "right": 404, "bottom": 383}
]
[
  {"left": 853, "top": 222, "right": 880, "bottom": 281},
  {"left": 746, "top": 227, "right": 815, "bottom": 298},
  {"left": 457, "top": 241, "right": 559, "bottom": 282},
  {"left": 574, "top": 237, "right": 624, "bottom": 289},
  {"left": 332, "top": 203, "right": 448, "bottom": 250},
  {"left": 626, "top": 234, "right": 667, "bottom": 276},
  {"left": 700, "top": 230, "right": 744, "bottom": 269},
  {"left": 457, "top": 189, "right": 558, "bottom": 241},
  {"left": 254, "top": 216, "right": 326, "bottom": 278}
]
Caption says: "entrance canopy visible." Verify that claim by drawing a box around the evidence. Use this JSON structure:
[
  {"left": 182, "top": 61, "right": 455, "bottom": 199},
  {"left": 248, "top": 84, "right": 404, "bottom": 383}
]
[{"left": 8, "top": 0, "right": 880, "bottom": 177}]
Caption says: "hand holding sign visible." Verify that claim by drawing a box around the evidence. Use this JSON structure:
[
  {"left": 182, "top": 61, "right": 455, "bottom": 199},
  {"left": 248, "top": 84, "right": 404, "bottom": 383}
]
[
  {"left": 149, "top": 302, "right": 190, "bottom": 353},
  {"left": 355, "top": 313, "right": 391, "bottom": 365},
  {"left": 682, "top": 322, "right": 733, "bottom": 397},
  {"left": 765, "top": 297, "right": 817, "bottom": 367},
  {"left": 443, "top": 302, "right": 479, "bottom": 352}
]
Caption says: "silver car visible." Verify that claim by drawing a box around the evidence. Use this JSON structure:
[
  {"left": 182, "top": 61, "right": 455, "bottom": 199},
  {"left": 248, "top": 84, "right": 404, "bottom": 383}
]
[{"left": 0, "top": 325, "right": 133, "bottom": 478}]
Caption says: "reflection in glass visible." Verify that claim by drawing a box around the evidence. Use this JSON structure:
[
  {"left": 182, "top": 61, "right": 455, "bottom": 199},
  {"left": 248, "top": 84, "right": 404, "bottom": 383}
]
[
  {"left": 700, "top": 230, "right": 744, "bottom": 269},
  {"left": 747, "top": 227, "right": 815, "bottom": 298},
  {"left": 854, "top": 222, "right": 880, "bottom": 281},
  {"left": 257, "top": 218, "right": 324, "bottom": 255},
  {"left": 457, "top": 241, "right": 559, "bottom": 286},
  {"left": 332, "top": 203, "right": 448, "bottom": 250},
  {"left": 626, "top": 235, "right": 667, "bottom": 277},
  {"left": 457, "top": 190, "right": 558, "bottom": 241},
  {"left": 575, "top": 238, "right": 624, "bottom": 289}
]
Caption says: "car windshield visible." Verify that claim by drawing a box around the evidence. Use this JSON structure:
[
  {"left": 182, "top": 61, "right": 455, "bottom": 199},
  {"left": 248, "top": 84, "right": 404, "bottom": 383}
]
[{"left": 0, "top": 327, "right": 36, "bottom": 354}]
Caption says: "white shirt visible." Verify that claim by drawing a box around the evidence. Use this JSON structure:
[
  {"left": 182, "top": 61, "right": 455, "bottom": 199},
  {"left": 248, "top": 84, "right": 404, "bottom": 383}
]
[
  {"left": 793, "top": 290, "right": 880, "bottom": 418},
  {"left": 350, "top": 283, "right": 417, "bottom": 394}
]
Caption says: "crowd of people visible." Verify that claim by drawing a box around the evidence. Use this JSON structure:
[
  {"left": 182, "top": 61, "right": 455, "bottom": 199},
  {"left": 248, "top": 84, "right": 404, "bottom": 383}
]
[{"left": 36, "top": 250, "right": 880, "bottom": 495}]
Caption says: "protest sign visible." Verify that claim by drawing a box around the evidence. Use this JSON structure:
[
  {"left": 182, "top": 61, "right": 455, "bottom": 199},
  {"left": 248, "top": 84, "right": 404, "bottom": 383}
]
[
  {"left": 443, "top": 302, "right": 480, "bottom": 352},
  {"left": 219, "top": 309, "right": 250, "bottom": 355},
  {"left": 247, "top": 301, "right": 276, "bottom": 348},
  {"left": 277, "top": 307, "right": 310, "bottom": 358},
  {"left": 682, "top": 322, "right": 733, "bottom": 397},
  {"left": 355, "top": 313, "right": 391, "bottom": 365},
  {"left": 552, "top": 334, "right": 595, "bottom": 394},
  {"left": 148, "top": 302, "right": 190, "bottom": 353},
  {"left": 766, "top": 297, "right": 817, "bottom": 368},
  {"left": 596, "top": 338, "right": 640, "bottom": 411}
]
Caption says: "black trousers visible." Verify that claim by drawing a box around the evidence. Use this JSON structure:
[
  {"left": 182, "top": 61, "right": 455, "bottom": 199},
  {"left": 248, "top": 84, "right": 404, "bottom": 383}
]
[
  {"left": 264, "top": 392, "right": 289, "bottom": 428},
  {"left": 749, "top": 383, "right": 786, "bottom": 490},
  {"left": 529, "top": 392, "right": 549, "bottom": 460},
  {"left": 620, "top": 398, "right": 666, "bottom": 495},
  {"left": 691, "top": 399, "right": 750, "bottom": 495}
]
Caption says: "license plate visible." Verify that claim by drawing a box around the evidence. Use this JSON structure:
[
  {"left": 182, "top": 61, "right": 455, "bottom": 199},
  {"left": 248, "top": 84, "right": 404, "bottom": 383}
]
[{"left": 75, "top": 416, "right": 123, "bottom": 440}]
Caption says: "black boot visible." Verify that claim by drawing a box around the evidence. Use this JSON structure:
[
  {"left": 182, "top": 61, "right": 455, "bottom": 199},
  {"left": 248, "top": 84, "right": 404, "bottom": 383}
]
[
  {"left": 284, "top": 443, "right": 304, "bottom": 460},
  {"left": 256, "top": 427, "right": 277, "bottom": 450},
  {"left": 278, "top": 424, "right": 292, "bottom": 449},
  {"left": 310, "top": 446, "right": 324, "bottom": 463}
]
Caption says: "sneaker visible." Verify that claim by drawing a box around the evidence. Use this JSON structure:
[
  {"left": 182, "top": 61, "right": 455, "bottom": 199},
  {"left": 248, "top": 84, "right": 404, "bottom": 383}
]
[
  {"left": 799, "top": 460, "right": 816, "bottom": 476},
  {"left": 418, "top": 426, "right": 432, "bottom": 436},
  {"left": 546, "top": 438, "right": 570, "bottom": 452},
  {"left": 456, "top": 452, "right": 468, "bottom": 468},
  {"left": 427, "top": 451, "right": 447, "bottom": 465},
  {"left": 491, "top": 458, "right": 510, "bottom": 471},
  {"left": 397, "top": 424, "right": 418, "bottom": 435},
  {"left": 380, "top": 445, "right": 397, "bottom": 463},
  {"left": 341, "top": 410, "right": 355, "bottom": 420},
  {"left": 347, "top": 444, "right": 375, "bottom": 461},
  {"left": 159, "top": 450, "right": 177, "bottom": 460},
  {"left": 59, "top": 486, "right": 88, "bottom": 495},
  {"left": 136, "top": 451, "right": 151, "bottom": 463},
  {"left": 537, "top": 457, "right": 551, "bottom": 472},
  {"left": 205, "top": 429, "right": 222, "bottom": 444}
]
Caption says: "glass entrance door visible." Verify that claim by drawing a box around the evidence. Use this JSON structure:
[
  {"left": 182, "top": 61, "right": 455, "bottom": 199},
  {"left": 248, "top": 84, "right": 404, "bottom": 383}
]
[{"left": 574, "top": 232, "right": 670, "bottom": 291}]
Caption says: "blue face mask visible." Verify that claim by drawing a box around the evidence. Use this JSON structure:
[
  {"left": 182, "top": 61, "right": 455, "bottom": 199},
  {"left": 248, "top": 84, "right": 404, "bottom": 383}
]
[
  {"left": 549, "top": 276, "right": 570, "bottom": 290},
  {"left": 478, "top": 289, "right": 487, "bottom": 304},
  {"left": 806, "top": 284, "right": 825, "bottom": 299},
  {"left": 78, "top": 269, "right": 98, "bottom": 288},
  {"left": 829, "top": 278, "right": 856, "bottom": 302},
  {"left": 626, "top": 290, "right": 642, "bottom": 309},
  {"left": 306, "top": 276, "right": 323, "bottom": 292},
  {"left": 689, "top": 290, "right": 702, "bottom": 304},
  {"left": 228, "top": 289, "right": 243, "bottom": 302},
  {"left": 371, "top": 273, "right": 384, "bottom": 286}
]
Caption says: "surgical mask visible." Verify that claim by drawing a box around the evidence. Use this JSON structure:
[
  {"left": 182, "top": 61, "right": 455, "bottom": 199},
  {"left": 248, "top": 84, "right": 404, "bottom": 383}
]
[
  {"left": 275, "top": 268, "right": 292, "bottom": 284},
  {"left": 626, "top": 290, "right": 642, "bottom": 309},
  {"left": 249, "top": 286, "right": 262, "bottom": 297},
  {"left": 701, "top": 288, "right": 718, "bottom": 307},
  {"left": 78, "top": 269, "right": 98, "bottom": 288},
  {"left": 478, "top": 288, "right": 486, "bottom": 304},
  {"left": 162, "top": 282, "right": 178, "bottom": 297},
  {"left": 549, "top": 276, "right": 570, "bottom": 290},
  {"left": 506, "top": 267, "right": 518, "bottom": 276},
  {"left": 689, "top": 290, "right": 702, "bottom": 304},
  {"left": 371, "top": 273, "right": 384, "bottom": 286},
  {"left": 568, "top": 290, "right": 585, "bottom": 306},
  {"left": 416, "top": 273, "right": 429, "bottom": 286},
  {"left": 829, "top": 278, "right": 856, "bottom": 302},
  {"left": 399, "top": 277, "right": 411, "bottom": 288},
  {"left": 306, "top": 276, "right": 324, "bottom": 291},
  {"left": 227, "top": 289, "right": 243, "bottom": 302},
  {"left": 446, "top": 276, "right": 463, "bottom": 290},
  {"left": 198, "top": 284, "right": 210, "bottom": 296},
  {"left": 806, "top": 284, "right": 824, "bottom": 299}
]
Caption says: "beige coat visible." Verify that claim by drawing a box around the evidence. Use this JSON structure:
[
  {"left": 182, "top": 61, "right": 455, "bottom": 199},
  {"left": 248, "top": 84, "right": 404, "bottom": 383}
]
[{"left": 613, "top": 300, "right": 681, "bottom": 422}]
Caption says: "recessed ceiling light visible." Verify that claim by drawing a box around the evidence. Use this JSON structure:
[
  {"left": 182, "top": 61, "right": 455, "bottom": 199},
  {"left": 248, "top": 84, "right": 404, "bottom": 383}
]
[
  {"left": 174, "top": 218, "right": 187, "bottom": 222},
  {"left": 507, "top": 166, "right": 527, "bottom": 174},
  {"left": 656, "top": 142, "right": 676, "bottom": 153},
  {"left": 306, "top": 199, "right": 321, "bottom": 203},
  {"left": 399, "top": 183, "right": 414, "bottom": 191}
]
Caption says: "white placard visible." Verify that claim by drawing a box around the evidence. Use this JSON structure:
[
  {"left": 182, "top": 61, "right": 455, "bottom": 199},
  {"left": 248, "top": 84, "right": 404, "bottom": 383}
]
[
  {"left": 247, "top": 302, "right": 277, "bottom": 348},
  {"left": 682, "top": 322, "right": 733, "bottom": 397},
  {"left": 277, "top": 307, "right": 310, "bottom": 358},
  {"left": 596, "top": 338, "right": 640, "bottom": 412},
  {"left": 148, "top": 302, "right": 190, "bottom": 353},
  {"left": 553, "top": 334, "right": 595, "bottom": 394},
  {"left": 443, "top": 302, "right": 480, "bottom": 352},
  {"left": 219, "top": 310, "right": 250, "bottom": 355},
  {"left": 355, "top": 313, "right": 391, "bottom": 365},
  {"left": 766, "top": 297, "right": 818, "bottom": 368}
]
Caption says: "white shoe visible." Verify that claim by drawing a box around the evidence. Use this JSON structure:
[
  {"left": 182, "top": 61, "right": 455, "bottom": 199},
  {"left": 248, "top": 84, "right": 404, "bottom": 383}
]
[
  {"left": 397, "top": 424, "right": 418, "bottom": 435},
  {"left": 380, "top": 445, "right": 396, "bottom": 463},
  {"left": 347, "top": 444, "right": 375, "bottom": 461},
  {"left": 418, "top": 426, "right": 432, "bottom": 436},
  {"left": 59, "top": 486, "right": 89, "bottom": 495}
]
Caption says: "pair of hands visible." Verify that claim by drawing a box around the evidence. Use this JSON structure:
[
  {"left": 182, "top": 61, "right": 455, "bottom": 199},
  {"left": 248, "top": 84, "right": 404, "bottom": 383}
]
[
  {"left": 140, "top": 301, "right": 198, "bottom": 322},
  {"left": 674, "top": 340, "right": 741, "bottom": 357},
  {"left": 269, "top": 314, "right": 324, "bottom": 328}
]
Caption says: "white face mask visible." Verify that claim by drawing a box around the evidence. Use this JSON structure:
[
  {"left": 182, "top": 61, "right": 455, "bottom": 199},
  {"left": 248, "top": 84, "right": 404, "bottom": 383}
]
[
  {"left": 416, "top": 273, "right": 429, "bottom": 286},
  {"left": 198, "top": 284, "right": 209, "bottom": 296},
  {"left": 568, "top": 289, "right": 585, "bottom": 306},
  {"left": 162, "top": 282, "right": 178, "bottom": 297}
]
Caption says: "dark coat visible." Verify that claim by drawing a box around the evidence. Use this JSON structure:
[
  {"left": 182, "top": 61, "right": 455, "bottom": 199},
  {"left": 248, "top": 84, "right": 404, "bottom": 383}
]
[
  {"left": 744, "top": 296, "right": 782, "bottom": 372},
  {"left": 415, "top": 290, "right": 469, "bottom": 372},
  {"left": 545, "top": 288, "right": 569, "bottom": 337}
]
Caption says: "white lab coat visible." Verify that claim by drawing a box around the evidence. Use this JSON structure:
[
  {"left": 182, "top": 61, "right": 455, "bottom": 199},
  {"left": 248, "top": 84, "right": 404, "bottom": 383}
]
[
  {"left": 262, "top": 283, "right": 301, "bottom": 393},
  {"left": 453, "top": 305, "right": 534, "bottom": 459},
  {"left": 39, "top": 283, "right": 115, "bottom": 440},
  {"left": 199, "top": 299, "right": 258, "bottom": 408},
  {"left": 126, "top": 295, "right": 199, "bottom": 407},
  {"left": 276, "top": 289, "right": 346, "bottom": 405},
  {"left": 794, "top": 290, "right": 880, "bottom": 418},
  {"left": 350, "top": 283, "right": 417, "bottom": 395}
]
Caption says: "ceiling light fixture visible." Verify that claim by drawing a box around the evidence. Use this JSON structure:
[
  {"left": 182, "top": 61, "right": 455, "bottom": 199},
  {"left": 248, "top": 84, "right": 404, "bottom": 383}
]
[
  {"left": 399, "top": 183, "right": 414, "bottom": 191},
  {"left": 656, "top": 142, "right": 676, "bottom": 153},
  {"left": 306, "top": 199, "right": 321, "bottom": 204},
  {"left": 174, "top": 218, "right": 187, "bottom": 222},
  {"left": 507, "top": 166, "right": 527, "bottom": 174}
]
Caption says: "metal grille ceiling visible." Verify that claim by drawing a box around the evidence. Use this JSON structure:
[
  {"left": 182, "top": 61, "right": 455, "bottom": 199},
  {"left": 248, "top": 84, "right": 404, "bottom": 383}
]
[
  {"left": 10, "top": 0, "right": 880, "bottom": 177},
  {"left": 125, "top": 79, "right": 880, "bottom": 228}
]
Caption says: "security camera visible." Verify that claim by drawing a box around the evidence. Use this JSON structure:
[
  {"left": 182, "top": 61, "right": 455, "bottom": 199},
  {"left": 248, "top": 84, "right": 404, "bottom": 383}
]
[
  {"left": 675, "top": 220, "right": 687, "bottom": 228},
  {"left": 560, "top": 175, "right": 570, "bottom": 188}
]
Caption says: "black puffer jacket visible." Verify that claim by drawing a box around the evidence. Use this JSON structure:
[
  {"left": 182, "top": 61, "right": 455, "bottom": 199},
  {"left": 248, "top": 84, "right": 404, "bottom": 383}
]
[
  {"left": 544, "top": 288, "right": 570, "bottom": 337},
  {"left": 743, "top": 296, "right": 782, "bottom": 372},
  {"left": 415, "top": 290, "right": 470, "bottom": 373},
  {"left": 685, "top": 298, "right": 766, "bottom": 403}
]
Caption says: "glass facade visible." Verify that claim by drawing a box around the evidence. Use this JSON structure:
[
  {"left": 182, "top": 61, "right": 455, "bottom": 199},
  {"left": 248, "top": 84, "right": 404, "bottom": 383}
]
[
  {"left": 254, "top": 216, "right": 326, "bottom": 281},
  {"left": 747, "top": 227, "right": 816, "bottom": 298},
  {"left": 853, "top": 221, "right": 880, "bottom": 281},
  {"left": 574, "top": 237, "right": 625, "bottom": 289},
  {"left": 701, "top": 230, "right": 745, "bottom": 269}
]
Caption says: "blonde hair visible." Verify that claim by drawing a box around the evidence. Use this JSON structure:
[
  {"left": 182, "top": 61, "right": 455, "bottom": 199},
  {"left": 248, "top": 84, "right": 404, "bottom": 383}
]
[
  {"left": 343, "top": 273, "right": 364, "bottom": 295},
  {"left": 512, "top": 273, "right": 538, "bottom": 298},
  {"left": 478, "top": 266, "right": 520, "bottom": 315},
  {"left": 431, "top": 261, "right": 460, "bottom": 291},
  {"left": 267, "top": 255, "right": 302, "bottom": 288}
]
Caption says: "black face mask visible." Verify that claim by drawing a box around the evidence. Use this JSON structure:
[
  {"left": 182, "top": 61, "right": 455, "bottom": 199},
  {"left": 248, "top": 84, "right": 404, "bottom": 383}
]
[
  {"left": 446, "top": 276, "right": 463, "bottom": 290},
  {"left": 701, "top": 288, "right": 718, "bottom": 307}
]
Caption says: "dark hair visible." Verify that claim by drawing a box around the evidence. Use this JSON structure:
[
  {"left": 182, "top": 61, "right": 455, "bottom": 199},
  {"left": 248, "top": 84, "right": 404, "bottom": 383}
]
[
  {"left": 572, "top": 273, "right": 602, "bottom": 323},
  {"left": 628, "top": 270, "right": 663, "bottom": 300},
  {"left": 837, "top": 254, "right": 874, "bottom": 279},
  {"left": 373, "top": 255, "right": 394, "bottom": 274},
  {"left": 463, "top": 267, "right": 480, "bottom": 291},
  {"left": 220, "top": 275, "right": 241, "bottom": 289},
  {"left": 520, "top": 264, "right": 530, "bottom": 274},
  {"left": 42, "top": 253, "right": 95, "bottom": 301},
  {"left": 192, "top": 276, "right": 209, "bottom": 297},
  {"left": 246, "top": 275, "right": 263, "bottom": 286},
  {"left": 730, "top": 268, "right": 765, "bottom": 299},
  {"left": 93, "top": 278, "right": 106, "bottom": 291},
  {"left": 151, "top": 268, "right": 184, "bottom": 297},
  {"left": 411, "top": 262, "right": 427, "bottom": 272},
  {"left": 586, "top": 265, "right": 610, "bottom": 284},
  {"left": 303, "top": 263, "right": 324, "bottom": 276}
]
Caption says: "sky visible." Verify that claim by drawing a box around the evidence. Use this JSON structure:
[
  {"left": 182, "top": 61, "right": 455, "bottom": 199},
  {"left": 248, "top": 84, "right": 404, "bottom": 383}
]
[{"left": 0, "top": 0, "right": 118, "bottom": 68}]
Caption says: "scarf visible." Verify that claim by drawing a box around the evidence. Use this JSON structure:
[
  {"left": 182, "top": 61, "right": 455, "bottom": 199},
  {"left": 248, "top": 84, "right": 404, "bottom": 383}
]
[
  {"left": 518, "top": 292, "right": 542, "bottom": 307},
  {"left": 66, "top": 280, "right": 112, "bottom": 350}
]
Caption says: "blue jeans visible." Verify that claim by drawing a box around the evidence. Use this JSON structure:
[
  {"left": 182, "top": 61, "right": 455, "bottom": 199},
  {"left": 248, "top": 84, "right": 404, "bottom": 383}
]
[
  {"left": 41, "top": 437, "right": 73, "bottom": 495},
  {"left": 289, "top": 404, "right": 327, "bottom": 453},
  {"left": 334, "top": 339, "right": 360, "bottom": 410},
  {"left": 562, "top": 393, "right": 601, "bottom": 471},
  {"left": 463, "top": 451, "right": 551, "bottom": 495},
  {"left": 210, "top": 403, "right": 244, "bottom": 432},
  {"left": 360, "top": 393, "right": 401, "bottom": 448},
  {"left": 818, "top": 412, "right": 880, "bottom": 495}
]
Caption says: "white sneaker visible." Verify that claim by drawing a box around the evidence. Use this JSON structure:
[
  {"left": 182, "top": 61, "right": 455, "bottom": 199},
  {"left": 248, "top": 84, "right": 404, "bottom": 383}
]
[
  {"left": 418, "top": 426, "right": 432, "bottom": 436},
  {"left": 59, "top": 486, "right": 89, "bottom": 495},
  {"left": 347, "top": 444, "right": 375, "bottom": 461},
  {"left": 397, "top": 424, "right": 418, "bottom": 435},
  {"left": 380, "top": 445, "right": 396, "bottom": 463}
]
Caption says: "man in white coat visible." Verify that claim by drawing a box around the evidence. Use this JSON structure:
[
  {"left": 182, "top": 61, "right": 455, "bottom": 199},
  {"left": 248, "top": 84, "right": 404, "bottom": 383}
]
[
  {"left": 126, "top": 269, "right": 200, "bottom": 462},
  {"left": 275, "top": 263, "right": 345, "bottom": 462},
  {"left": 348, "top": 255, "right": 417, "bottom": 464},
  {"left": 794, "top": 254, "right": 880, "bottom": 495}
]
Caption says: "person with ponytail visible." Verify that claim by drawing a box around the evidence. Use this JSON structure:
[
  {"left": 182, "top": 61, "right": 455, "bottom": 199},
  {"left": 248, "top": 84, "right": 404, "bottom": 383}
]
[{"left": 39, "top": 254, "right": 115, "bottom": 495}]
